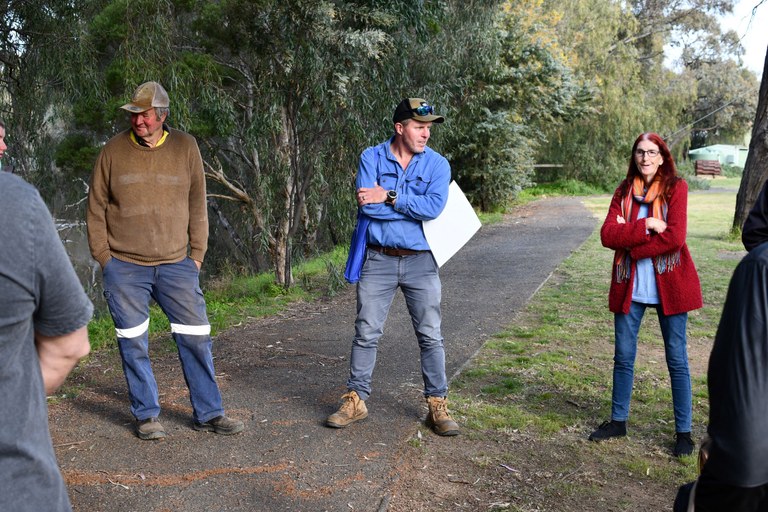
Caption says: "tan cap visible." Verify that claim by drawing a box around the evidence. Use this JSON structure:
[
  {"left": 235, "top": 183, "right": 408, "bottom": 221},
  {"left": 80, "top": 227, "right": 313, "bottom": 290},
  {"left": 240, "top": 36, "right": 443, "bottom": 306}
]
[
  {"left": 392, "top": 98, "right": 444, "bottom": 124},
  {"left": 120, "top": 81, "right": 170, "bottom": 113}
]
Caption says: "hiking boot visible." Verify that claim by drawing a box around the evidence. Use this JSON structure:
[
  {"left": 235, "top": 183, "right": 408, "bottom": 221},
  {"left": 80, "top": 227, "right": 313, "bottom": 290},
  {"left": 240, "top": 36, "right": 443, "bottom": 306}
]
[
  {"left": 193, "top": 415, "right": 245, "bottom": 435},
  {"left": 588, "top": 420, "right": 626, "bottom": 442},
  {"left": 425, "top": 396, "right": 460, "bottom": 436},
  {"left": 673, "top": 432, "right": 695, "bottom": 457},
  {"left": 326, "top": 390, "right": 368, "bottom": 428},
  {"left": 136, "top": 417, "right": 166, "bottom": 441}
]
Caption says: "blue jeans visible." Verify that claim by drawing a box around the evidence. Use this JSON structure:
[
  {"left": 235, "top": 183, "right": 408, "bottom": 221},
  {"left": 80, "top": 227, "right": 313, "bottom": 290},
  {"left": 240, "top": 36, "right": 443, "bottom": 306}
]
[
  {"left": 102, "top": 257, "right": 224, "bottom": 423},
  {"left": 347, "top": 249, "right": 447, "bottom": 400},
  {"left": 612, "top": 301, "right": 692, "bottom": 432}
]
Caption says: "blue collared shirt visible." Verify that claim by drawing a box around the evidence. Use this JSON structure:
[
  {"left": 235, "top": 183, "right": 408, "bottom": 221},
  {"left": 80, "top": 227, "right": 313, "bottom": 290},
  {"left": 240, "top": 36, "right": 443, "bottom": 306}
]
[{"left": 357, "top": 136, "right": 451, "bottom": 251}]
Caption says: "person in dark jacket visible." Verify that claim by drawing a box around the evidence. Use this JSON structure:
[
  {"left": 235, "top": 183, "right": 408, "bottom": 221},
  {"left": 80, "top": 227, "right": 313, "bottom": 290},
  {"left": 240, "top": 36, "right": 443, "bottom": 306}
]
[
  {"left": 589, "top": 132, "right": 703, "bottom": 457},
  {"left": 673, "top": 242, "right": 768, "bottom": 511},
  {"left": 742, "top": 180, "right": 768, "bottom": 251}
]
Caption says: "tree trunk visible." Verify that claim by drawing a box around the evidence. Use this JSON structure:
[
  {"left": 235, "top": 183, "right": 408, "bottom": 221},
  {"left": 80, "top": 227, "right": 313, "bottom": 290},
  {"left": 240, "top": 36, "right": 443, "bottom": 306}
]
[
  {"left": 203, "top": 155, "right": 272, "bottom": 274},
  {"left": 734, "top": 47, "right": 768, "bottom": 232},
  {"left": 271, "top": 105, "right": 294, "bottom": 287},
  {"left": 270, "top": 191, "right": 292, "bottom": 287},
  {"left": 208, "top": 197, "right": 251, "bottom": 259}
]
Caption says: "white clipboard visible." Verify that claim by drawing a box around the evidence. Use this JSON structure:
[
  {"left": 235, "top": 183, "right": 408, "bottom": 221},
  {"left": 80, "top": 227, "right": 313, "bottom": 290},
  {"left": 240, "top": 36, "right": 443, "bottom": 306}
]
[{"left": 423, "top": 181, "right": 482, "bottom": 267}]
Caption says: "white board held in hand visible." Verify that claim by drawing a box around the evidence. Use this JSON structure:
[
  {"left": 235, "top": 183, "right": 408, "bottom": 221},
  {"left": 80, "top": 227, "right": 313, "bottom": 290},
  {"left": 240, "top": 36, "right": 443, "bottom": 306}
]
[{"left": 423, "top": 181, "right": 482, "bottom": 267}]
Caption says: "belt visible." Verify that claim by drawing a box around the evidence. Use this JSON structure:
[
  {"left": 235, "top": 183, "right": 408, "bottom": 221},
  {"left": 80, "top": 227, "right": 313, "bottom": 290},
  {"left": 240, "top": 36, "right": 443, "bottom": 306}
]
[{"left": 368, "top": 245, "right": 427, "bottom": 257}]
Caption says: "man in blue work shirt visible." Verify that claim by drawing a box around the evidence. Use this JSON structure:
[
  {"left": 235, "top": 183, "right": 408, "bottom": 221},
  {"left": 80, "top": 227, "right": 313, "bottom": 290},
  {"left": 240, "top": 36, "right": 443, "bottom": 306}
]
[{"left": 326, "top": 98, "right": 459, "bottom": 436}]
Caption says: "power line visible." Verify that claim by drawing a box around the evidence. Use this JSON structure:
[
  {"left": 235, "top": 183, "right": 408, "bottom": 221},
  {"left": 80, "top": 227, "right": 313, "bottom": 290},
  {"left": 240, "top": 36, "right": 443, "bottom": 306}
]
[{"left": 663, "top": 99, "right": 737, "bottom": 141}]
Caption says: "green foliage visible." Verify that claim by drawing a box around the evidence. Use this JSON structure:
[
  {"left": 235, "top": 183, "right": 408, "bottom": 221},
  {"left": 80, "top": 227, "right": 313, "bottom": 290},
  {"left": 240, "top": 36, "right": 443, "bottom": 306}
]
[
  {"left": 536, "top": 0, "right": 750, "bottom": 189},
  {"left": 675, "top": 161, "right": 711, "bottom": 191},
  {"left": 448, "top": 107, "right": 536, "bottom": 211},
  {"left": 520, "top": 180, "right": 609, "bottom": 198},
  {"left": 719, "top": 164, "right": 743, "bottom": 179},
  {"left": 0, "top": 0, "right": 759, "bottom": 288},
  {"left": 688, "top": 62, "right": 758, "bottom": 148},
  {"left": 535, "top": 0, "right": 654, "bottom": 188},
  {"left": 54, "top": 134, "right": 101, "bottom": 180},
  {"left": 440, "top": 0, "right": 590, "bottom": 211}
]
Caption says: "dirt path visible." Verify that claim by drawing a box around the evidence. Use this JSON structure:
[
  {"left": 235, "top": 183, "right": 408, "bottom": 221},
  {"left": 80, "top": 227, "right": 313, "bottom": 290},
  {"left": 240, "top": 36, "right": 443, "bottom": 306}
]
[{"left": 51, "top": 197, "right": 596, "bottom": 512}]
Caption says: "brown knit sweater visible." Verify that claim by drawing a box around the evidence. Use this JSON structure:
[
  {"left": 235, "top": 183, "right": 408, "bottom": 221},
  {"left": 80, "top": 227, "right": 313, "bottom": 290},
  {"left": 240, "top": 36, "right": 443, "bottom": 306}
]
[{"left": 87, "top": 129, "right": 208, "bottom": 268}]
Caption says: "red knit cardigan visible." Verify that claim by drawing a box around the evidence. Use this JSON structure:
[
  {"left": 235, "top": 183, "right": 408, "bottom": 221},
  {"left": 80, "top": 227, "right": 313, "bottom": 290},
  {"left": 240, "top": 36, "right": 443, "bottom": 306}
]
[{"left": 601, "top": 178, "right": 703, "bottom": 316}]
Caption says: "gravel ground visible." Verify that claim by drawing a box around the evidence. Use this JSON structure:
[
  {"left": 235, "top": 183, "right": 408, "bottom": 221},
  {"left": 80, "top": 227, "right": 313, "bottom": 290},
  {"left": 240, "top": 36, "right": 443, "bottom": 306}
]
[{"left": 50, "top": 196, "right": 596, "bottom": 512}]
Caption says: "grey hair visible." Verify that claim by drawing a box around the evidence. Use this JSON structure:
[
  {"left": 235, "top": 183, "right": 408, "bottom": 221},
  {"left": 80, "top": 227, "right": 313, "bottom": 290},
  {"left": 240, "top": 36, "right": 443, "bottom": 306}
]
[{"left": 154, "top": 107, "right": 170, "bottom": 120}]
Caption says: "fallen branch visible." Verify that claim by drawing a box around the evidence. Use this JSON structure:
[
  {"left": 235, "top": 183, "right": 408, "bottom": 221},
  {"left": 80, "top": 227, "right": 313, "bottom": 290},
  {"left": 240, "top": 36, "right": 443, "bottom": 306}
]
[
  {"left": 53, "top": 441, "right": 85, "bottom": 448},
  {"left": 107, "top": 478, "right": 129, "bottom": 490}
]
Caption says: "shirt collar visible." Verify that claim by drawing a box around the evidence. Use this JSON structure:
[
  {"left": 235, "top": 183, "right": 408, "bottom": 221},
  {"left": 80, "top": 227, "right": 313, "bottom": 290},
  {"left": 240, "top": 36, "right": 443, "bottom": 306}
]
[
  {"left": 384, "top": 135, "right": 427, "bottom": 163},
  {"left": 130, "top": 125, "right": 170, "bottom": 147}
]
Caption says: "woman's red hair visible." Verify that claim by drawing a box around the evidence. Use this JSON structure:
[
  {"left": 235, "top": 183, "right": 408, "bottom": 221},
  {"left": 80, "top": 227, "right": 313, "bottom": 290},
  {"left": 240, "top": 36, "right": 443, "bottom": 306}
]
[{"left": 619, "top": 132, "right": 679, "bottom": 197}]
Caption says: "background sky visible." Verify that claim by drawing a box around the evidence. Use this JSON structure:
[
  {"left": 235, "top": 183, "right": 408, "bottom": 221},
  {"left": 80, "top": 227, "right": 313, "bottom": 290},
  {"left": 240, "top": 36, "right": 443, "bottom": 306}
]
[{"left": 720, "top": 0, "right": 767, "bottom": 77}]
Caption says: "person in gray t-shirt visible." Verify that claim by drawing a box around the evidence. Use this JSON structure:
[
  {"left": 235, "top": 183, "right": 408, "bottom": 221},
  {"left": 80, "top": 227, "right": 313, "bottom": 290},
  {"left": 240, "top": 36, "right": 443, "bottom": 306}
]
[{"left": 0, "top": 121, "right": 93, "bottom": 512}]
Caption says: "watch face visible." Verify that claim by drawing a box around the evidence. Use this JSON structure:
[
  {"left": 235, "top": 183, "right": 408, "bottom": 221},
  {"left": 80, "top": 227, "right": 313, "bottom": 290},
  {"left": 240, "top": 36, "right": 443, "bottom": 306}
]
[{"left": 387, "top": 190, "right": 397, "bottom": 199}]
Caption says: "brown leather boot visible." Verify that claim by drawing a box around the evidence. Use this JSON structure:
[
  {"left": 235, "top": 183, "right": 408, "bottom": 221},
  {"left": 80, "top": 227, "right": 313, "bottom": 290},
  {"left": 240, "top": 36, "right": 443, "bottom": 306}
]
[
  {"left": 426, "top": 396, "right": 460, "bottom": 436},
  {"left": 326, "top": 390, "right": 368, "bottom": 428},
  {"left": 193, "top": 415, "right": 245, "bottom": 435},
  {"left": 135, "top": 417, "right": 166, "bottom": 440}
]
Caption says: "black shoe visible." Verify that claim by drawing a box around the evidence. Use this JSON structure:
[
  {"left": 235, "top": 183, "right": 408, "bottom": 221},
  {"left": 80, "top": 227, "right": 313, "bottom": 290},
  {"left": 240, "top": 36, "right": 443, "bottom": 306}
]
[
  {"left": 673, "top": 432, "right": 695, "bottom": 457},
  {"left": 588, "top": 420, "right": 626, "bottom": 442}
]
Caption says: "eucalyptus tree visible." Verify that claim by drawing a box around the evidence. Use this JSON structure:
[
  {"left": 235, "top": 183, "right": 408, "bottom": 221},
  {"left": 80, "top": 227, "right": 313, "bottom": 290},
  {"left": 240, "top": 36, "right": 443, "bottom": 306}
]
[
  {"left": 685, "top": 60, "right": 758, "bottom": 149},
  {"left": 426, "top": 0, "right": 590, "bottom": 211},
  {"left": 538, "top": 0, "right": 746, "bottom": 187},
  {"left": 0, "top": 0, "right": 91, "bottom": 206},
  {"left": 660, "top": 2, "right": 758, "bottom": 152},
  {"left": 189, "top": 0, "right": 440, "bottom": 286},
  {"left": 623, "top": 0, "right": 747, "bottom": 131},
  {"left": 537, "top": 0, "right": 658, "bottom": 188}
]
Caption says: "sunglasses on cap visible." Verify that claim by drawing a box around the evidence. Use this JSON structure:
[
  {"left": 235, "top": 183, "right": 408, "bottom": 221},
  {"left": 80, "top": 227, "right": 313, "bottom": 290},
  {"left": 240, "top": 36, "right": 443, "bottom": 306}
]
[{"left": 411, "top": 104, "right": 435, "bottom": 116}]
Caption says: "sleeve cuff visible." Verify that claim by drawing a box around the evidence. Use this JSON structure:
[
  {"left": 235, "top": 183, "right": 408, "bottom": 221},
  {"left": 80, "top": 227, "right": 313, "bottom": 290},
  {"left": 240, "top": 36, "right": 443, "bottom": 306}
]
[
  {"left": 95, "top": 252, "right": 111, "bottom": 268},
  {"left": 189, "top": 249, "right": 206, "bottom": 263}
]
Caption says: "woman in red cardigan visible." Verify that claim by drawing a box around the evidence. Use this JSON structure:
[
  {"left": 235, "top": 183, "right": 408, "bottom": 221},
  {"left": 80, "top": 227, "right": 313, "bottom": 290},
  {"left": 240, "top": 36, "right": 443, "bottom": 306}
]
[{"left": 589, "top": 132, "right": 702, "bottom": 457}]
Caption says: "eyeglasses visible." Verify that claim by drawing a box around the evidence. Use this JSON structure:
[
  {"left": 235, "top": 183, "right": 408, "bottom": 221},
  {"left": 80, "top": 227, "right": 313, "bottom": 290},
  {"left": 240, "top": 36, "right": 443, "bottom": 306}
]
[
  {"left": 635, "top": 149, "right": 660, "bottom": 158},
  {"left": 412, "top": 104, "right": 435, "bottom": 116}
]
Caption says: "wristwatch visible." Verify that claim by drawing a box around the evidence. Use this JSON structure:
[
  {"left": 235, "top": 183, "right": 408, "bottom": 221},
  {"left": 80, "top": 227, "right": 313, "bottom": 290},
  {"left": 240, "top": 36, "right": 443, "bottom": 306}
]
[{"left": 385, "top": 190, "right": 398, "bottom": 205}]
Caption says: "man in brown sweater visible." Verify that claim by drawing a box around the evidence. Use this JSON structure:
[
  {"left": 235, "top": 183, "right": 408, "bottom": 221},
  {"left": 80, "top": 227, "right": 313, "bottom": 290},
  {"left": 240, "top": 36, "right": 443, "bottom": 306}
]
[{"left": 87, "top": 81, "right": 243, "bottom": 440}]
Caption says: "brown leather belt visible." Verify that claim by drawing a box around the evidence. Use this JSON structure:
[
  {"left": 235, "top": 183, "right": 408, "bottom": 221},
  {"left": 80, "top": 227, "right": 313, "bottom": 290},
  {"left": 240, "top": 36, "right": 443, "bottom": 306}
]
[{"left": 368, "top": 245, "right": 427, "bottom": 257}]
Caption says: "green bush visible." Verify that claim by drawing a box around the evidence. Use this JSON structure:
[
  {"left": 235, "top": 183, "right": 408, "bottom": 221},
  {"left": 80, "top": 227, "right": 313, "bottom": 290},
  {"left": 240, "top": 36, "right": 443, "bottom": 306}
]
[
  {"left": 676, "top": 161, "right": 711, "bottom": 191},
  {"left": 720, "top": 164, "right": 743, "bottom": 178},
  {"left": 521, "top": 179, "right": 608, "bottom": 198}
]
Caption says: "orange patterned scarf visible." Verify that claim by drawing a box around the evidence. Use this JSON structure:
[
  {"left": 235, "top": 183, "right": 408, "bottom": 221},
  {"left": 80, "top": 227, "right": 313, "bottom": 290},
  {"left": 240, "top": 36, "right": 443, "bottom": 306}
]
[{"left": 614, "top": 176, "right": 680, "bottom": 282}]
